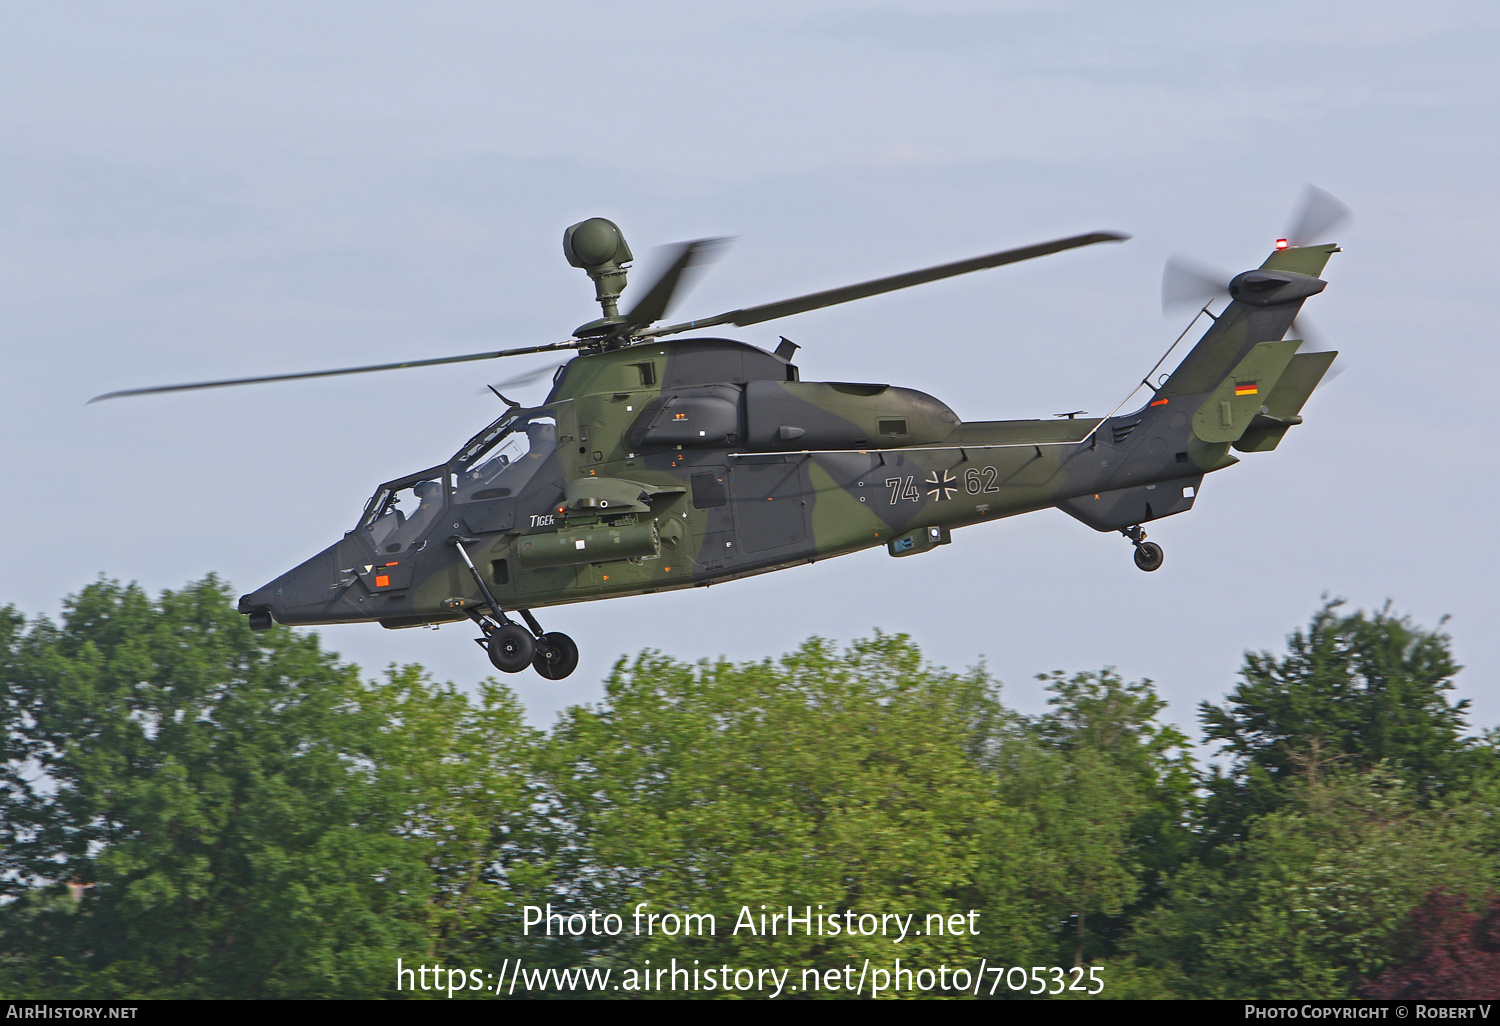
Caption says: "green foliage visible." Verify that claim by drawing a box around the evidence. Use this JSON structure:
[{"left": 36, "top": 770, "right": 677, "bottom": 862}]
[
  {"left": 1128, "top": 770, "right": 1491, "bottom": 999},
  {"left": 1133, "top": 600, "right": 1491, "bottom": 999},
  {"left": 0, "top": 577, "right": 539, "bottom": 998},
  {"left": 995, "top": 671, "right": 1197, "bottom": 967},
  {"left": 1, "top": 582, "right": 1486, "bottom": 1001},
  {"left": 1200, "top": 600, "right": 1470, "bottom": 844},
  {"left": 536, "top": 634, "right": 1023, "bottom": 983}
]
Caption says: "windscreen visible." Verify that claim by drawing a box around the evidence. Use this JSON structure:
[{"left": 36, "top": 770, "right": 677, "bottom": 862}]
[
  {"left": 364, "top": 472, "right": 445, "bottom": 554},
  {"left": 453, "top": 413, "right": 557, "bottom": 503}
]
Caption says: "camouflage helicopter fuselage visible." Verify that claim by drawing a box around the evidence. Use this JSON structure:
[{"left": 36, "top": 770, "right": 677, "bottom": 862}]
[{"left": 238, "top": 243, "right": 1337, "bottom": 633}]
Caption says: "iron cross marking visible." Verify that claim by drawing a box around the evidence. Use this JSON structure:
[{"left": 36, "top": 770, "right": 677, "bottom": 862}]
[{"left": 926, "top": 469, "right": 958, "bottom": 501}]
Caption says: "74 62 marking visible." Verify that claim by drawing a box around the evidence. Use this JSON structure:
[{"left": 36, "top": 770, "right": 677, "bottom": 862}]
[{"left": 885, "top": 476, "right": 922, "bottom": 505}]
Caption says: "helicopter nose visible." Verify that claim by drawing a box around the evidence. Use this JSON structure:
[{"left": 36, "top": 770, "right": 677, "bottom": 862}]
[
  {"left": 238, "top": 538, "right": 362, "bottom": 628},
  {"left": 238, "top": 587, "right": 270, "bottom": 612},
  {"left": 238, "top": 584, "right": 279, "bottom": 630}
]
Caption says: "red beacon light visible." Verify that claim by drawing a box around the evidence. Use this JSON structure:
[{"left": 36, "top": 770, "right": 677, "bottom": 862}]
[{"left": 1275, "top": 238, "right": 1289, "bottom": 250}]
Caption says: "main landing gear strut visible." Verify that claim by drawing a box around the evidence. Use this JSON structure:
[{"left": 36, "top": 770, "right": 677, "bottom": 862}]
[
  {"left": 449, "top": 538, "right": 580, "bottom": 680},
  {"left": 1121, "top": 525, "right": 1164, "bottom": 573}
]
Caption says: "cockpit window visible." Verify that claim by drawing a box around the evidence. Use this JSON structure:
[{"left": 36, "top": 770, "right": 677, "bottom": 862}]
[
  {"left": 453, "top": 413, "right": 557, "bottom": 503},
  {"left": 356, "top": 411, "right": 559, "bottom": 554},
  {"left": 364, "top": 472, "right": 445, "bottom": 554}
]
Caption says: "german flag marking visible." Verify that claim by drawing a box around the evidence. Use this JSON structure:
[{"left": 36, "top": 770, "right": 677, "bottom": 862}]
[{"left": 1234, "top": 382, "right": 1258, "bottom": 396}]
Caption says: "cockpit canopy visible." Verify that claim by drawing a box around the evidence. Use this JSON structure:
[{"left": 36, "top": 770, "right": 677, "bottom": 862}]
[
  {"left": 453, "top": 411, "right": 557, "bottom": 502},
  {"left": 358, "top": 409, "right": 558, "bottom": 554}
]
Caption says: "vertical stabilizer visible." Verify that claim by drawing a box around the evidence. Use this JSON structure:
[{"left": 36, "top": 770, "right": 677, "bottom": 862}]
[{"left": 1159, "top": 243, "right": 1337, "bottom": 399}]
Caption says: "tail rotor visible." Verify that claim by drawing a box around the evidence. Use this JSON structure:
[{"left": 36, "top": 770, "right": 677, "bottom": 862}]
[
  {"left": 1283, "top": 184, "right": 1352, "bottom": 249},
  {"left": 1162, "top": 186, "right": 1351, "bottom": 355}
]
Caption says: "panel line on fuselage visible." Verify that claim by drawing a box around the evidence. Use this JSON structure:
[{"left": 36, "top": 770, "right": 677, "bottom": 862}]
[{"left": 727, "top": 440, "right": 1089, "bottom": 457}]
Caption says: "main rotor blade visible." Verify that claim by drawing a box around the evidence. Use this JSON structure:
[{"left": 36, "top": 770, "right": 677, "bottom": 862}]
[
  {"left": 616, "top": 238, "right": 730, "bottom": 337},
  {"left": 642, "top": 231, "right": 1128, "bottom": 338},
  {"left": 476, "top": 360, "right": 567, "bottom": 396},
  {"left": 1285, "top": 185, "right": 1351, "bottom": 248},
  {"left": 87, "top": 339, "right": 585, "bottom": 403}
]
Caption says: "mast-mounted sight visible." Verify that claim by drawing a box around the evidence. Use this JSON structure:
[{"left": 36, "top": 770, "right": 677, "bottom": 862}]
[{"left": 563, "top": 217, "right": 634, "bottom": 337}]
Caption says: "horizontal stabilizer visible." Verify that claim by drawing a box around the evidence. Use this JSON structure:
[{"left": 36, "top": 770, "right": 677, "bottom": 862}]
[{"left": 1233, "top": 350, "right": 1337, "bottom": 452}]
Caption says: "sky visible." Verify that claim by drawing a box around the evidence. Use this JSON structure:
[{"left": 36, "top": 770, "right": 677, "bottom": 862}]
[{"left": 3, "top": 1, "right": 1498, "bottom": 744}]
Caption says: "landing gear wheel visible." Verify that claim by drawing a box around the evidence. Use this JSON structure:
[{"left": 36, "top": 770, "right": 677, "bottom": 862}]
[
  {"left": 1134, "top": 541, "right": 1164, "bottom": 572},
  {"left": 487, "top": 623, "right": 535, "bottom": 673},
  {"left": 532, "top": 632, "right": 580, "bottom": 680}
]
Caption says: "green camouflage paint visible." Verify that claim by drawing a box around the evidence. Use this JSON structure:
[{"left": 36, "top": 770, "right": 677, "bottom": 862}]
[{"left": 239, "top": 244, "right": 1339, "bottom": 645}]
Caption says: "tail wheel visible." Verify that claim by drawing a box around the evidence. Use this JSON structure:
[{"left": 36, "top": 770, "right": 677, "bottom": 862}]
[
  {"left": 487, "top": 623, "right": 535, "bottom": 673},
  {"left": 532, "top": 632, "right": 580, "bottom": 680},
  {"left": 1134, "top": 541, "right": 1165, "bottom": 572}
]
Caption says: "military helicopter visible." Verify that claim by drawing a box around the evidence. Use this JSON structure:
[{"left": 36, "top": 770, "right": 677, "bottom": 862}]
[{"left": 94, "top": 193, "right": 1345, "bottom": 679}]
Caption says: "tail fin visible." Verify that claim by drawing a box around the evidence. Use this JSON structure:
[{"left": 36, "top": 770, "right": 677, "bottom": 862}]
[
  {"left": 1159, "top": 243, "right": 1338, "bottom": 399},
  {"left": 1190, "top": 337, "right": 1301, "bottom": 444}
]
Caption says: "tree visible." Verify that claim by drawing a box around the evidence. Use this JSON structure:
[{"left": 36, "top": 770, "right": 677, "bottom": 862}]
[
  {"left": 1199, "top": 600, "right": 1469, "bottom": 844},
  {"left": 535, "top": 634, "right": 1039, "bottom": 992},
  {"left": 1359, "top": 892, "right": 1500, "bottom": 1000},
  {"left": 10, "top": 579, "right": 1490, "bottom": 1001},
  {"left": 1128, "top": 770, "right": 1490, "bottom": 999},
  {"left": 995, "top": 670, "right": 1196, "bottom": 968},
  {"left": 0, "top": 577, "right": 540, "bottom": 998}
]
